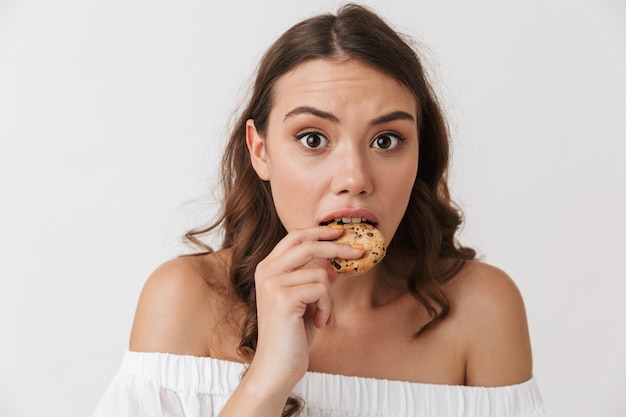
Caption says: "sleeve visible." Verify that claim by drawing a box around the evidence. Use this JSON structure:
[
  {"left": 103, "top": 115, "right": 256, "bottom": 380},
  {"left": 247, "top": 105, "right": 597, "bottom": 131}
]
[
  {"left": 92, "top": 373, "right": 186, "bottom": 417},
  {"left": 91, "top": 370, "right": 228, "bottom": 417}
]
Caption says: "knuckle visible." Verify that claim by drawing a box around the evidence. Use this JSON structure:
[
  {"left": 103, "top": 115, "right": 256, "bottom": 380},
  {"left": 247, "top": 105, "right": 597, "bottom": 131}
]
[
  {"left": 259, "top": 275, "right": 279, "bottom": 292},
  {"left": 311, "top": 267, "right": 330, "bottom": 283},
  {"left": 300, "top": 240, "right": 317, "bottom": 254},
  {"left": 254, "top": 262, "right": 271, "bottom": 282},
  {"left": 314, "top": 282, "right": 327, "bottom": 294}
]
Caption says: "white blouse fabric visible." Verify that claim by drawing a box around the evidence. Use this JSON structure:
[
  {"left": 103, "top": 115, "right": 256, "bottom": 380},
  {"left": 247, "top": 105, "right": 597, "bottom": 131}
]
[{"left": 92, "top": 351, "right": 546, "bottom": 417}]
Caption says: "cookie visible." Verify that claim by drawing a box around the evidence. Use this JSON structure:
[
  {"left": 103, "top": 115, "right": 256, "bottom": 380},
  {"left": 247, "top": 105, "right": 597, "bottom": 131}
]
[{"left": 328, "top": 221, "right": 386, "bottom": 273}]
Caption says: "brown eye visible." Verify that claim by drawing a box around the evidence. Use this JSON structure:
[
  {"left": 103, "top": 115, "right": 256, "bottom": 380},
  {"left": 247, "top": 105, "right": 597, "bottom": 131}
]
[
  {"left": 296, "top": 132, "right": 328, "bottom": 149},
  {"left": 372, "top": 133, "right": 403, "bottom": 150}
]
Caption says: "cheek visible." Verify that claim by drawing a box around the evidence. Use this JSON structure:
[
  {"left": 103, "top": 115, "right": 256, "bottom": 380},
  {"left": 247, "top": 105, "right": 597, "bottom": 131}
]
[
  {"left": 388, "top": 162, "right": 418, "bottom": 207},
  {"left": 267, "top": 145, "right": 329, "bottom": 195},
  {"left": 269, "top": 158, "right": 310, "bottom": 191},
  {"left": 267, "top": 159, "right": 324, "bottom": 227}
]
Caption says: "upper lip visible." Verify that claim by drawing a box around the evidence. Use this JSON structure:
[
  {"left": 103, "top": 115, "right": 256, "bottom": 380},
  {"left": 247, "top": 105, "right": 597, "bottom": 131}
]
[{"left": 319, "top": 208, "right": 379, "bottom": 225}]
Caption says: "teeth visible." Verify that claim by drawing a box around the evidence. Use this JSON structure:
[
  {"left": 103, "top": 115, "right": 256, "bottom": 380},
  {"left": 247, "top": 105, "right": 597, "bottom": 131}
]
[{"left": 336, "top": 217, "right": 367, "bottom": 224}]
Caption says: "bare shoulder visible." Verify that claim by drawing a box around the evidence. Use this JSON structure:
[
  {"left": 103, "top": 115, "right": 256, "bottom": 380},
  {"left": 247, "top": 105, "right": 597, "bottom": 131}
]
[
  {"left": 446, "top": 260, "right": 533, "bottom": 386},
  {"left": 448, "top": 261, "right": 526, "bottom": 315},
  {"left": 129, "top": 249, "right": 235, "bottom": 357}
]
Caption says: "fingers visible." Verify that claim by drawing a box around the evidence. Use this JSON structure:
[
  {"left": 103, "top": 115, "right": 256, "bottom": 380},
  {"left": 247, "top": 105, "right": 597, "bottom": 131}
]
[
  {"left": 245, "top": 225, "right": 366, "bottom": 398},
  {"left": 256, "top": 265, "right": 334, "bottom": 324},
  {"left": 255, "top": 226, "right": 361, "bottom": 336},
  {"left": 283, "top": 282, "right": 333, "bottom": 329},
  {"left": 248, "top": 226, "right": 359, "bottom": 392},
  {"left": 260, "top": 226, "right": 364, "bottom": 274}
]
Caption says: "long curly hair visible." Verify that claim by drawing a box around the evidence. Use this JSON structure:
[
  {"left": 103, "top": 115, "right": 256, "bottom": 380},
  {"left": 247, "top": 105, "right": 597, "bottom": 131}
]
[{"left": 186, "top": 4, "right": 475, "bottom": 415}]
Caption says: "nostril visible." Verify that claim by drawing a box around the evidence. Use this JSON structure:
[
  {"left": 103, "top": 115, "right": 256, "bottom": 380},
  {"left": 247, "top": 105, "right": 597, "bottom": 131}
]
[
  {"left": 331, "top": 164, "right": 374, "bottom": 196},
  {"left": 338, "top": 189, "right": 368, "bottom": 195}
]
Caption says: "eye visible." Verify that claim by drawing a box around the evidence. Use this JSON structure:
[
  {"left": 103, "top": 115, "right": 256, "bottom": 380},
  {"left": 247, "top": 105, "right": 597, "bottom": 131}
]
[
  {"left": 371, "top": 132, "right": 404, "bottom": 150},
  {"left": 295, "top": 131, "right": 329, "bottom": 149}
]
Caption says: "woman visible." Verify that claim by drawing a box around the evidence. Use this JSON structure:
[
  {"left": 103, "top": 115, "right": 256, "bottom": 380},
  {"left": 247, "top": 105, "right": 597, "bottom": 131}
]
[{"left": 93, "top": 4, "right": 545, "bottom": 417}]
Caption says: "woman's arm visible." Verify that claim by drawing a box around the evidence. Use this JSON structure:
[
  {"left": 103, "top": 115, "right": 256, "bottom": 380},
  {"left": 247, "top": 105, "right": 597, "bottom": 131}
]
[{"left": 218, "top": 226, "right": 363, "bottom": 416}]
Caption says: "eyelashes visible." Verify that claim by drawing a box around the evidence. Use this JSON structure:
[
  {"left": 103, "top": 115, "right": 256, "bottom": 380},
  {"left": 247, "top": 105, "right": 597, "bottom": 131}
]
[
  {"left": 294, "top": 131, "right": 406, "bottom": 151},
  {"left": 295, "top": 131, "right": 329, "bottom": 149},
  {"left": 371, "top": 132, "right": 404, "bottom": 150}
]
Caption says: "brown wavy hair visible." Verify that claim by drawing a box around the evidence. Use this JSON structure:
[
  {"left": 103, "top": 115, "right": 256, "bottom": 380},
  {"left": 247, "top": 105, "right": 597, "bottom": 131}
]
[{"left": 186, "top": 4, "right": 475, "bottom": 415}]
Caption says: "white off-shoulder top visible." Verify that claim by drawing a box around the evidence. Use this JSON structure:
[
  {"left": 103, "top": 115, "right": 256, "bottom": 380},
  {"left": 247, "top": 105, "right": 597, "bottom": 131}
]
[{"left": 92, "top": 351, "right": 546, "bottom": 417}]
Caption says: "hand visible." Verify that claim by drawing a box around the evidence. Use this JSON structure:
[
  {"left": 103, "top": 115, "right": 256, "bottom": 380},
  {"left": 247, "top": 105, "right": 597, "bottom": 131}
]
[{"left": 246, "top": 226, "right": 363, "bottom": 399}]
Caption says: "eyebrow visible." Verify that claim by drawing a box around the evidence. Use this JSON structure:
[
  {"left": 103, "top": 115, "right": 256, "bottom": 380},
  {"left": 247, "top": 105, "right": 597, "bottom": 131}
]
[
  {"left": 284, "top": 106, "right": 339, "bottom": 123},
  {"left": 369, "top": 111, "right": 415, "bottom": 126},
  {"left": 283, "top": 106, "right": 415, "bottom": 126}
]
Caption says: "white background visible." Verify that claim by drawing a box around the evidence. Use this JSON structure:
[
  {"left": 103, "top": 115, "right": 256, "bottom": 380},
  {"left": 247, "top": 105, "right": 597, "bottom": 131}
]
[{"left": 1, "top": 0, "right": 625, "bottom": 416}]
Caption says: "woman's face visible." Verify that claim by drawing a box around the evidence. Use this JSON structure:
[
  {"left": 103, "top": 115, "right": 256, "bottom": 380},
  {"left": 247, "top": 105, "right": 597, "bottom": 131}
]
[{"left": 247, "top": 58, "right": 419, "bottom": 246}]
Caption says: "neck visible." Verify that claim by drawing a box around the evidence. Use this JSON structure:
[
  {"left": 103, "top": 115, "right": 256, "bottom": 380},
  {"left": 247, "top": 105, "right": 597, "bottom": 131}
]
[{"left": 331, "top": 265, "right": 408, "bottom": 309}]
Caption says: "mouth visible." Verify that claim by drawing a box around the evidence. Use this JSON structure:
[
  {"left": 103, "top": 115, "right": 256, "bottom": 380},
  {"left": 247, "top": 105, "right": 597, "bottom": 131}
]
[
  {"left": 319, "top": 217, "right": 377, "bottom": 227},
  {"left": 319, "top": 208, "right": 379, "bottom": 227}
]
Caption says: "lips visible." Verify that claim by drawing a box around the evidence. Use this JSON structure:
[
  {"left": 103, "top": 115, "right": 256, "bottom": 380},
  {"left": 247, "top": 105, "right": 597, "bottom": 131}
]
[{"left": 318, "top": 208, "right": 378, "bottom": 226}]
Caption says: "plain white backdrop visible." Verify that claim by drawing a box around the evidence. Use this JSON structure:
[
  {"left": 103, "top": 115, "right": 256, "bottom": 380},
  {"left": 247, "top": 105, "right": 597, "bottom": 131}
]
[{"left": 1, "top": 0, "right": 625, "bottom": 416}]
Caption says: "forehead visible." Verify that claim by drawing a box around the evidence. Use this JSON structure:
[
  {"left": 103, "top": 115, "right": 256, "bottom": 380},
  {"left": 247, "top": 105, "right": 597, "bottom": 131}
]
[{"left": 270, "top": 58, "right": 417, "bottom": 118}]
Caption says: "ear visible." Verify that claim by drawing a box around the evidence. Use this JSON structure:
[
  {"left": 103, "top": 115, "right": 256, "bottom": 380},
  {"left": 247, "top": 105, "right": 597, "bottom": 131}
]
[{"left": 246, "top": 119, "right": 270, "bottom": 181}]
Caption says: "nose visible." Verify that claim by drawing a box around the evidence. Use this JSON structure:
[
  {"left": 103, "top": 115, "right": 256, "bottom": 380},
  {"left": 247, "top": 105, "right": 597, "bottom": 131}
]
[{"left": 331, "top": 148, "right": 373, "bottom": 196}]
